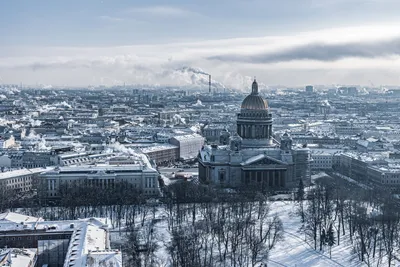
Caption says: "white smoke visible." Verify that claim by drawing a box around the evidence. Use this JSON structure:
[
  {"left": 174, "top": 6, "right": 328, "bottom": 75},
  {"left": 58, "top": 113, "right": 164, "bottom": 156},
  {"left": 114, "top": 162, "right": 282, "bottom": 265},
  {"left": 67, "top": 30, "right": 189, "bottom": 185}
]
[
  {"left": 37, "top": 138, "right": 50, "bottom": 151},
  {"left": 190, "top": 123, "right": 201, "bottom": 133},
  {"left": 38, "top": 101, "right": 72, "bottom": 113},
  {"left": 172, "top": 114, "right": 186, "bottom": 125},
  {"left": 193, "top": 99, "right": 204, "bottom": 107},
  {"left": 179, "top": 66, "right": 209, "bottom": 76},
  {"left": 110, "top": 142, "right": 152, "bottom": 167},
  {"left": 25, "top": 129, "right": 41, "bottom": 140},
  {"left": 38, "top": 105, "right": 56, "bottom": 113},
  {"left": 321, "top": 100, "right": 331, "bottom": 107},
  {"left": 56, "top": 101, "right": 72, "bottom": 109},
  {"left": 164, "top": 66, "right": 226, "bottom": 89},
  {"left": 222, "top": 72, "right": 268, "bottom": 92},
  {"left": 29, "top": 119, "right": 42, "bottom": 127}
]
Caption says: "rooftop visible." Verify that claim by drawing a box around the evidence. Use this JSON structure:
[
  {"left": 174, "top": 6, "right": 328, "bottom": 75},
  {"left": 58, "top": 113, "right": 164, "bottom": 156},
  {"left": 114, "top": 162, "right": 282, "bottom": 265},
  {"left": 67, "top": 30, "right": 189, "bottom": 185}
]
[
  {"left": 41, "top": 164, "right": 157, "bottom": 175},
  {"left": 0, "top": 248, "right": 37, "bottom": 267},
  {"left": 0, "top": 212, "right": 43, "bottom": 224},
  {"left": 141, "top": 144, "right": 178, "bottom": 153},
  {"left": 0, "top": 167, "right": 54, "bottom": 180},
  {"left": 171, "top": 133, "right": 203, "bottom": 141},
  {"left": 0, "top": 213, "right": 115, "bottom": 267}
]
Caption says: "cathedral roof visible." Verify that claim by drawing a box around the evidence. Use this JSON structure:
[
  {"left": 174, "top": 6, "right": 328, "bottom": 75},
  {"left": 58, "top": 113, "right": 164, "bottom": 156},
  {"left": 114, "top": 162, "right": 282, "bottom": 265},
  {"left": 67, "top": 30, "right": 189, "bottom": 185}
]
[
  {"left": 241, "top": 95, "right": 268, "bottom": 110},
  {"left": 240, "top": 78, "right": 268, "bottom": 110}
]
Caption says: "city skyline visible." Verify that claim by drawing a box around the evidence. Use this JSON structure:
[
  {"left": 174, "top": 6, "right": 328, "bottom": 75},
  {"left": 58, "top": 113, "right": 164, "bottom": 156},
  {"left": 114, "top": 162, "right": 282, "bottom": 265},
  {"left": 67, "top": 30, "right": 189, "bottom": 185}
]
[{"left": 1, "top": 0, "right": 400, "bottom": 87}]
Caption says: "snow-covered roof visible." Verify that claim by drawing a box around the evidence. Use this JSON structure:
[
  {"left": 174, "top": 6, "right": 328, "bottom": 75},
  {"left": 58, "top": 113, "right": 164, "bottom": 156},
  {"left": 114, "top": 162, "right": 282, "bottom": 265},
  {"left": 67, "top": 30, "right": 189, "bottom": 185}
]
[
  {"left": 0, "top": 212, "right": 43, "bottom": 224},
  {"left": 171, "top": 133, "right": 203, "bottom": 141},
  {"left": 0, "top": 248, "right": 37, "bottom": 267},
  {"left": 141, "top": 144, "right": 178, "bottom": 153},
  {"left": 0, "top": 167, "right": 54, "bottom": 180},
  {"left": 85, "top": 250, "right": 122, "bottom": 267},
  {"left": 0, "top": 212, "right": 115, "bottom": 267},
  {"left": 63, "top": 221, "right": 108, "bottom": 267},
  {"left": 42, "top": 164, "right": 157, "bottom": 175}
]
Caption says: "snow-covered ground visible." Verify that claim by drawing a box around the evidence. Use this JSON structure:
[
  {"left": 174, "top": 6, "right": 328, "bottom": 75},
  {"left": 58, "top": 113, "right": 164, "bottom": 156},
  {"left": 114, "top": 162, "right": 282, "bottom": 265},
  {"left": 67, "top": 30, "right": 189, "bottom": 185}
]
[
  {"left": 268, "top": 201, "right": 358, "bottom": 267},
  {"left": 106, "top": 200, "right": 373, "bottom": 266},
  {"left": 19, "top": 200, "right": 391, "bottom": 266}
]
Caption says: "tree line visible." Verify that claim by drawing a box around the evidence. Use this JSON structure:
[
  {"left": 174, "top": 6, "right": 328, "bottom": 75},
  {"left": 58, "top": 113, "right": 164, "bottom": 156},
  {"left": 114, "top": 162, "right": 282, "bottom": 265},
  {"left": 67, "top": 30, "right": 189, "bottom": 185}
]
[{"left": 297, "top": 176, "right": 400, "bottom": 267}]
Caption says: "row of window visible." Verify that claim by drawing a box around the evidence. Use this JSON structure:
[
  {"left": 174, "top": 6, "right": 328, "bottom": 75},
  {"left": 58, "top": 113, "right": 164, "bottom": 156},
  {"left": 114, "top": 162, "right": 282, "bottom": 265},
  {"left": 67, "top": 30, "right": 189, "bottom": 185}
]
[
  {"left": 0, "top": 234, "right": 70, "bottom": 241},
  {"left": 384, "top": 179, "right": 400, "bottom": 184},
  {"left": 1, "top": 176, "right": 32, "bottom": 184}
]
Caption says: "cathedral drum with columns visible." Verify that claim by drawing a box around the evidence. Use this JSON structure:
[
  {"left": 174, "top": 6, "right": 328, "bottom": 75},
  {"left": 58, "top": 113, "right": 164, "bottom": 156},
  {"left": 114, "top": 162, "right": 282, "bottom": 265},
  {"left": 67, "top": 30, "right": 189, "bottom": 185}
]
[{"left": 198, "top": 79, "right": 311, "bottom": 190}]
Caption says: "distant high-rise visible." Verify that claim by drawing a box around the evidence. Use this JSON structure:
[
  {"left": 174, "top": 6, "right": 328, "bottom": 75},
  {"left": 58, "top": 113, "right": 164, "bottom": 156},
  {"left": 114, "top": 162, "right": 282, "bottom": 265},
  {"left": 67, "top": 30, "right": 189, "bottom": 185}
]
[{"left": 305, "top": 85, "right": 314, "bottom": 93}]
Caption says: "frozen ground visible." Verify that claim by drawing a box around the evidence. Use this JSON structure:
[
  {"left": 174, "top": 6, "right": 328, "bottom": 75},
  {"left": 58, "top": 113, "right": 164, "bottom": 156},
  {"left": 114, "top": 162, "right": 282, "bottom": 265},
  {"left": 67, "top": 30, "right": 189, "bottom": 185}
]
[
  {"left": 108, "top": 200, "right": 374, "bottom": 267},
  {"left": 268, "top": 201, "right": 358, "bottom": 267},
  {"left": 19, "top": 200, "right": 390, "bottom": 266}
]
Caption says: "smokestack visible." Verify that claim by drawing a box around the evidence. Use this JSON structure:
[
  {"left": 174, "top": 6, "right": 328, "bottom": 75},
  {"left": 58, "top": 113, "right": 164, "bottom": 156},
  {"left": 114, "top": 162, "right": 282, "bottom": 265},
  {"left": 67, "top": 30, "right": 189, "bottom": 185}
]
[{"left": 209, "top": 75, "right": 211, "bottom": 94}]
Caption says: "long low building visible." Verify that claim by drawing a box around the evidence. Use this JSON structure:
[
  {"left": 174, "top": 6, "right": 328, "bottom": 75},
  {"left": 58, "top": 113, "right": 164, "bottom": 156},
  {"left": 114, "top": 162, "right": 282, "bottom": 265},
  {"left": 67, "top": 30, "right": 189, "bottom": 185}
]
[
  {"left": 140, "top": 144, "right": 179, "bottom": 166},
  {"left": 39, "top": 164, "right": 161, "bottom": 198},
  {"left": 0, "top": 167, "right": 54, "bottom": 194},
  {"left": 334, "top": 152, "right": 400, "bottom": 187},
  {"left": 54, "top": 152, "right": 115, "bottom": 166}
]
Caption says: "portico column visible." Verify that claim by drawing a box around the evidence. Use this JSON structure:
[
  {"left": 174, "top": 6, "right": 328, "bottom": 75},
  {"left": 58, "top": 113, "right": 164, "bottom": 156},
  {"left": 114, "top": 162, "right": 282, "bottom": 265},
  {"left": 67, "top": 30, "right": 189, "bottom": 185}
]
[{"left": 272, "top": 171, "right": 275, "bottom": 187}]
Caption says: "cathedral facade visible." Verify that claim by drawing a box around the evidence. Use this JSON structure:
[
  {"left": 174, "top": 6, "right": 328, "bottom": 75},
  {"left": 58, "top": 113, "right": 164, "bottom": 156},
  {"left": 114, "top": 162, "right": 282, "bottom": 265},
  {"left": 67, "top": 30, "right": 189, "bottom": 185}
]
[{"left": 198, "top": 79, "right": 311, "bottom": 190}]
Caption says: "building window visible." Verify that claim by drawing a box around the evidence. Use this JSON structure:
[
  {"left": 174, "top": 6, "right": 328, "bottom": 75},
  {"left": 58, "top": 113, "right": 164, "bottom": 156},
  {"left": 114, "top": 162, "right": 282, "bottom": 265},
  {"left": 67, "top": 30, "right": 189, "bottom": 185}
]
[{"left": 219, "top": 172, "right": 225, "bottom": 182}]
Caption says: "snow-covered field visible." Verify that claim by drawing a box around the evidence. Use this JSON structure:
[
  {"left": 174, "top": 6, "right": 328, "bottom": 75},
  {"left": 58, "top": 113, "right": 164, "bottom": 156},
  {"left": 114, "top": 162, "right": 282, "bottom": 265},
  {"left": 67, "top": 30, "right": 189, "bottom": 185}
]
[
  {"left": 19, "top": 200, "right": 394, "bottom": 266},
  {"left": 268, "top": 201, "right": 357, "bottom": 267},
  {"left": 106, "top": 200, "right": 376, "bottom": 267}
]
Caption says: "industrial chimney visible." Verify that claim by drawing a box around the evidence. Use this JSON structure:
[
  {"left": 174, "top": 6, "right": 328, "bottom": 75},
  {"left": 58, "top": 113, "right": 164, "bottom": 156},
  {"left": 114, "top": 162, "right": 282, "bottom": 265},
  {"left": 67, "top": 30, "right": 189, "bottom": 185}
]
[{"left": 209, "top": 75, "right": 211, "bottom": 94}]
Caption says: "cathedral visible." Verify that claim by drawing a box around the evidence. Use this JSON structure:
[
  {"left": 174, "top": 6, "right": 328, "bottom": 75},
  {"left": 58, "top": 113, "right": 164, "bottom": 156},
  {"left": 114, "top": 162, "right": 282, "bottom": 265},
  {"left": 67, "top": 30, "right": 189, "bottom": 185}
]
[{"left": 198, "top": 79, "right": 311, "bottom": 190}]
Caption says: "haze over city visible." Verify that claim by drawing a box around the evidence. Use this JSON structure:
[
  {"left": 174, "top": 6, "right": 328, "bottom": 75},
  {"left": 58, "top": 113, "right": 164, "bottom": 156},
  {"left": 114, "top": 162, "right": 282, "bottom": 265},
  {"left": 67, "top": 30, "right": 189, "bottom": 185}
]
[
  {"left": 2, "top": 0, "right": 400, "bottom": 87},
  {"left": 4, "top": 1, "right": 400, "bottom": 267}
]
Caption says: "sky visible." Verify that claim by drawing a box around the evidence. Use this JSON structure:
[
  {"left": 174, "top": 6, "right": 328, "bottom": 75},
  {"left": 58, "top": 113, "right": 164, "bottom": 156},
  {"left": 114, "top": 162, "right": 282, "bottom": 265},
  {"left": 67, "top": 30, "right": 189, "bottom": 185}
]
[{"left": 1, "top": 0, "right": 400, "bottom": 88}]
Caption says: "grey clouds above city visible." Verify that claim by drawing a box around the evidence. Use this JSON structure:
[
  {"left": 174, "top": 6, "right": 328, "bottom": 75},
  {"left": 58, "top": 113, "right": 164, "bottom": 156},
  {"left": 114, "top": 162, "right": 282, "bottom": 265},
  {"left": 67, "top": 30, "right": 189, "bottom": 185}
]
[{"left": 1, "top": 0, "right": 400, "bottom": 86}]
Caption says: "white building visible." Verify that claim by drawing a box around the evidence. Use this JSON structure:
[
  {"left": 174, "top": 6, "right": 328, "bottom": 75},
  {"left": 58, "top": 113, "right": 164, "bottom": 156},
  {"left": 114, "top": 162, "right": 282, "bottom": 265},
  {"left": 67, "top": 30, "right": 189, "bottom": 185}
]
[
  {"left": 40, "top": 164, "right": 161, "bottom": 198},
  {"left": 368, "top": 165, "right": 400, "bottom": 186},
  {"left": 0, "top": 167, "right": 53, "bottom": 194},
  {"left": 0, "top": 135, "right": 16, "bottom": 149},
  {"left": 310, "top": 149, "right": 342, "bottom": 170},
  {"left": 170, "top": 134, "right": 204, "bottom": 161}
]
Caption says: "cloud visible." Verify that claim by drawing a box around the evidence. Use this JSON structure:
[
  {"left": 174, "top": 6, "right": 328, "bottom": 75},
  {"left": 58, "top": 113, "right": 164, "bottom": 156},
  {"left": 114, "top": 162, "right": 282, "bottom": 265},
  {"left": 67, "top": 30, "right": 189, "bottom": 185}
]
[
  {"left": 126, "top": 5, "right": 200, "bottom": 18},
  {"left": 208, "top": 37, "right": 400, "bottom": 63},
  {"left": 98, "top": 15, "right": 124, "bottom": 22},
  {"left": 2, "top": 23, "right": 400, "bottom": 87}
]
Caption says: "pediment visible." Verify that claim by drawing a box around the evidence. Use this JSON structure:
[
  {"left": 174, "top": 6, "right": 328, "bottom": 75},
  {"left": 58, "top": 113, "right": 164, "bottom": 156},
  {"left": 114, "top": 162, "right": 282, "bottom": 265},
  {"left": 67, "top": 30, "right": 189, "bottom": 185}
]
[{"left": 241, "top": 154, "right": 287, "bottom": 166}]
